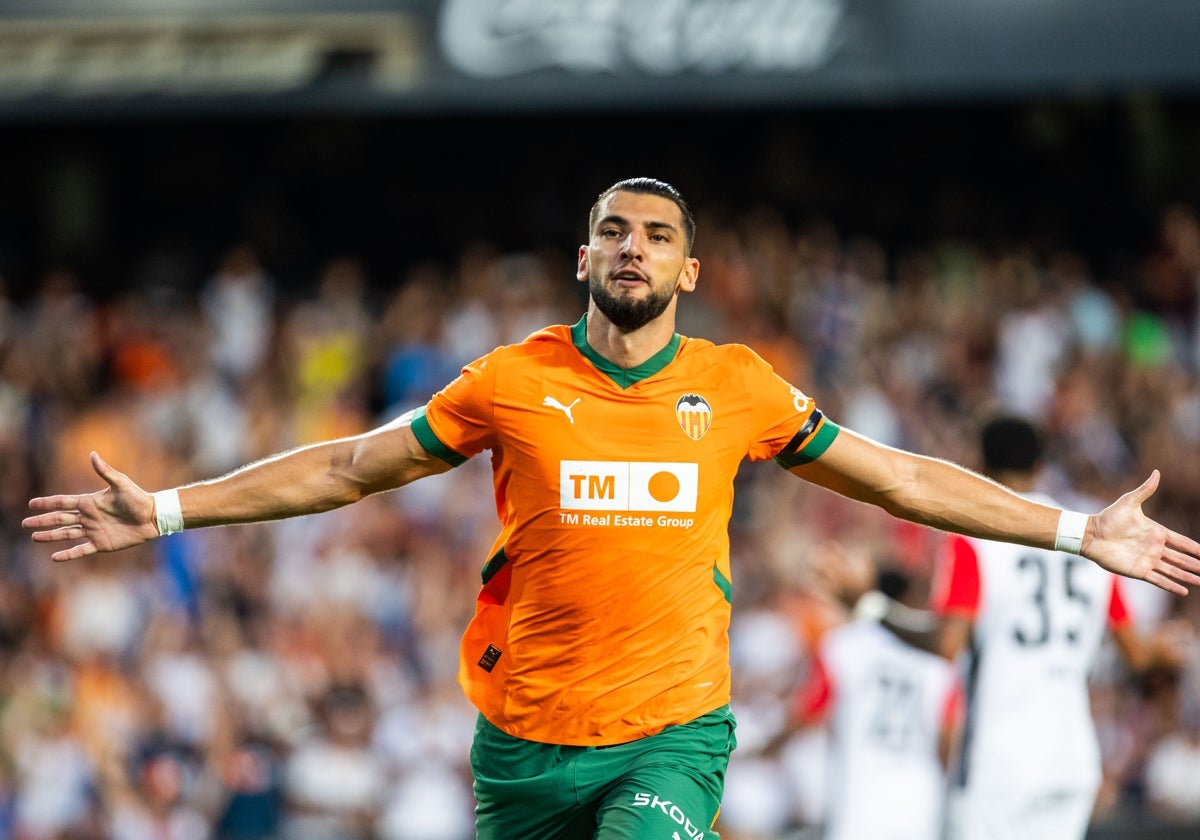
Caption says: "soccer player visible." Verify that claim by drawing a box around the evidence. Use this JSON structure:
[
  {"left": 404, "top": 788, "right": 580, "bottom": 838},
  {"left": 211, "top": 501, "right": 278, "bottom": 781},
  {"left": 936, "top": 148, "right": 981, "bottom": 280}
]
[
  {"left": 771, "top": 560, "right": 961, "bottom": 840},
  {"left": 933, "top": 415, "right": 1148, "bottom": 840},
  {"left": 24, "top": 179, "right": 1200, "bottom": 840}
]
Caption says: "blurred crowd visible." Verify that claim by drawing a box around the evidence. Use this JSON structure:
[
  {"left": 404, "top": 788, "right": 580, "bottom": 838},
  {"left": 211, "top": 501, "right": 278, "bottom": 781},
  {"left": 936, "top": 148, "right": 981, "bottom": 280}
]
[{"left": 2, "top": 198, "right": 1200, "bottom": 840}]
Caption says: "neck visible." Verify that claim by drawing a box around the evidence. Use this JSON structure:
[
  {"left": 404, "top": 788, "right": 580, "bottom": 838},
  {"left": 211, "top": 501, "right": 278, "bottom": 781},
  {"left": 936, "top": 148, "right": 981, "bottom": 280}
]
[{"left": 584, "top": 302, "right": 678, "bottom": 368}]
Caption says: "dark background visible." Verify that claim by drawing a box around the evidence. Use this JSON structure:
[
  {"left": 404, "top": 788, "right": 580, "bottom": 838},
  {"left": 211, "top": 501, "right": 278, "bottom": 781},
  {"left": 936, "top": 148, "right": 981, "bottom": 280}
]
[{"left": 4, "top": 95, "right": 1200, "bottom": 304}]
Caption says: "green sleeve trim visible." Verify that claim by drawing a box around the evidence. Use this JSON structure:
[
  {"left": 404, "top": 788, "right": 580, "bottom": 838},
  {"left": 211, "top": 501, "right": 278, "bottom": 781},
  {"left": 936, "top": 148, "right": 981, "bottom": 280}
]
[
  {"left": 410, "top": 407, "right": 468, "bottom": 467},
  {"left": 774, "top": 419, "right": 841, "bottom": 469},
  {"left": 713, "top": 565, "right": 732, "bottom": 604},
  {"left": 481, "top": 547, "right": 509, "bottom": 585}
]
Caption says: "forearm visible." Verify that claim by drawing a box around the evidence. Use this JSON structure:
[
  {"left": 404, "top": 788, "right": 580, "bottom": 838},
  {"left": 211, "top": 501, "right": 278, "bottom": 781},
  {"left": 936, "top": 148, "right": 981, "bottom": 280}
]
[
  {"left": 172, "top": 424, "right": 445, "bottom": 529},
  {"left": 173, "top": 441, "right": 363, "bottom": 528},
  {"left": 795, "top": 429, "right": 1063, "bottom": 549},
  {"left": 876, "top": 454, "right": 1062, "bottom": 548}
]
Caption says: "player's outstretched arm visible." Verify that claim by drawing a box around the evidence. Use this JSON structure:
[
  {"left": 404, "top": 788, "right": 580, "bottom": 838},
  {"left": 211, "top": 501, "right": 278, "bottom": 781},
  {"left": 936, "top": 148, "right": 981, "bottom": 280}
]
[
  {"left": 24, "top": 420, "right": 451, "bottom": 563},
  {"left": 791, "top": 428, "right": 1200, "bottom": 596}
]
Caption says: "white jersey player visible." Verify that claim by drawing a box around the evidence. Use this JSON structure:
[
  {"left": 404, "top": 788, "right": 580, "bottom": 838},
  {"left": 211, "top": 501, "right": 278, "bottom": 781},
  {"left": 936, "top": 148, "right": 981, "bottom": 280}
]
[
  {"left": 933, "top": 415, "right": 1144, "bottom": 840},
  {"left": 793, "top": 574, "right": 961, "bottom": 840}
]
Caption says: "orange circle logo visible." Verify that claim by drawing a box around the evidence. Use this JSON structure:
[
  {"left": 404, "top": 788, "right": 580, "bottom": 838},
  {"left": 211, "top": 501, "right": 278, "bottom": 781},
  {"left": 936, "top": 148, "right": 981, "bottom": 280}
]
[{"left": 647, "top": 470, "right": 681, "bottom": 502}]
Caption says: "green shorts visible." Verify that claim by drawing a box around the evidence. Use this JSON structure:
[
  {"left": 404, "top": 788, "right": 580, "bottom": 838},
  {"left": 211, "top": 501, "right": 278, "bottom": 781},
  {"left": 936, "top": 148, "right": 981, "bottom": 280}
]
[{"left": 471, "top": 706, "right": 737, "bottom": 840}]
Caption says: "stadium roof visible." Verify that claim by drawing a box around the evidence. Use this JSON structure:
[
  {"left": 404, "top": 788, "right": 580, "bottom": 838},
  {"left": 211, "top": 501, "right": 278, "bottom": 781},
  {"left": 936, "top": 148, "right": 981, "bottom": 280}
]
[{"left": 0, "top": 0, "right": 1198, "bottom": 118}]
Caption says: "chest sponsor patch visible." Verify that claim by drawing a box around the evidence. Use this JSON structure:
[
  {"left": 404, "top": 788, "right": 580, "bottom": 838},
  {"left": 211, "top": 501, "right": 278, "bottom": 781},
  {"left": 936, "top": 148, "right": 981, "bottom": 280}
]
[{"left": 560, "top": 460, "right": 698, "bottom": 512}]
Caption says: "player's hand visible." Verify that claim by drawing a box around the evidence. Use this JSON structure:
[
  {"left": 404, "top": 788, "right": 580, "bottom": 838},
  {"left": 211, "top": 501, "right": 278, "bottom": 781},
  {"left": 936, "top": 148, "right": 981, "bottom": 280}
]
[
  {"left": 1085, "top": 471, "right": 1200, "bottom": 596},
  {"left": 23, "top": 452, "right": 161, "bottom": 562}
]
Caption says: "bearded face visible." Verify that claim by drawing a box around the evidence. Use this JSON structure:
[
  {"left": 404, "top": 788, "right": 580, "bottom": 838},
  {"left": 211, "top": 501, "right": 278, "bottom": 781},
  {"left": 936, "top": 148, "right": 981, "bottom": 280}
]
[
  {"left": 588, "top": 272, "right": 676, "bottom": 331},
  {"left": 578, "top": 191, "right": 696, "bottom": 333}
]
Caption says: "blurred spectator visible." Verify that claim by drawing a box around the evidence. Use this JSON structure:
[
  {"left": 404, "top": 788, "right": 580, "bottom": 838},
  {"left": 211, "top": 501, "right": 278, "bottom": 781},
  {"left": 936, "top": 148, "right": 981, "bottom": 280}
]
[
  {"left": 281, "top": 683, "right": 386, "bottom": 840},
  {"left": 7, "top": 192, "right": 1200, "bottom": 839},
  {"left": 375, "top": 263, "right": 457, "bottom": 417},
  {"left": 6, "top": 674, "right": 99, "bottom": 839},
  {"left": 280, "top": 256, "right": 374, "bottom": 445},
  {"left": 201, "top": 245, "right": 277, "bottom": 387},
  {"left": 989, "top": 250, "right": 1072, "bottom": 418}
]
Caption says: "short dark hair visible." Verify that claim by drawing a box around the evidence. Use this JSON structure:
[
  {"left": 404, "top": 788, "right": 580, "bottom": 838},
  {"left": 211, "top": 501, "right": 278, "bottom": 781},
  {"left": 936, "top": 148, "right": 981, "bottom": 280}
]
[
  {"left": 588, "top": 177, "right": 696, "bottom": 254},
  {"left": 980, "top": 414, "right": 1044, "bottom": 475},
  {"left": 876, "top": 566, "right": 910, "bottom": 601}
]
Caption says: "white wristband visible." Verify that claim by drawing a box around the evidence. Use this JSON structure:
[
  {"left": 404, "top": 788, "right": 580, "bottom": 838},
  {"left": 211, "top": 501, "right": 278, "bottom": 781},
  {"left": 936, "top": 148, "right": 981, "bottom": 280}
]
[
  {"left": 153, "top": 489, "right": 184, "bottom": 536},
  {"left": 1055, "top": 510, "right": 1088, "bottom": 554},
  {"left": 854, "top": 590, "right": 890, "bottom": 622}
]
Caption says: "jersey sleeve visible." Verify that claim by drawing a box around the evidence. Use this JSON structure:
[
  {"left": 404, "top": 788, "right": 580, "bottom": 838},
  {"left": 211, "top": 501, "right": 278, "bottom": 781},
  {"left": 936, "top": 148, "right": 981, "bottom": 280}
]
[
  {"left": 1107, "top": 577, "right": 1134, "bottom": 630},
  {"left": 930, "top": 535, "right": 981, "bottom": 619},
  {"left": 409, "top": 351, "right": 499, "bottom": 465},
  {"left": 735, "top": 345, "right": 840, "bottom": 466}
]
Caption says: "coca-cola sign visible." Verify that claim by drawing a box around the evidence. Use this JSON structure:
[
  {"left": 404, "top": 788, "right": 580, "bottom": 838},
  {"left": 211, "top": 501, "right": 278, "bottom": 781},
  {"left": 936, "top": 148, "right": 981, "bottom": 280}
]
[{"left": 438, "top": 0, "right": 847, "bottom": 77}]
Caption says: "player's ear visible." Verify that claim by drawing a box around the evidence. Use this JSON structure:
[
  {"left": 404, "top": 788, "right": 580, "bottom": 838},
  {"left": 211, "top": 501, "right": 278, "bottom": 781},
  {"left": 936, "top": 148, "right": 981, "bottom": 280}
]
[
  {"left": 576, "top": 245, "right": 589, "bottom": 283},
  {"left": 676, "top": 257, "right": 699, "bottom": 293}
]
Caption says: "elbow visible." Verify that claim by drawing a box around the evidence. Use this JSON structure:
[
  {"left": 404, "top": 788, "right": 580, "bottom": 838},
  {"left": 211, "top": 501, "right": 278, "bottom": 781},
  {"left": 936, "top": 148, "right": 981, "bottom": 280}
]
[
  {"left": 322, "top": 444, "right": 381, "bottom": 508},
  {"left": 875, "top": 455, "right": 959, "bottom": 527},
  {"left": 869, "top": 460, "right": 921, "bottom": 518}
]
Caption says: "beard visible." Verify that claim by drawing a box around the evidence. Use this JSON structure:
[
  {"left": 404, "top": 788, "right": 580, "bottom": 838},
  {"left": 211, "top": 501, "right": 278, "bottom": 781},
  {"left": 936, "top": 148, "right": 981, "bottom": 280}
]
[{"left": 589, "top": 274, "right": 675, "bottom": 331}]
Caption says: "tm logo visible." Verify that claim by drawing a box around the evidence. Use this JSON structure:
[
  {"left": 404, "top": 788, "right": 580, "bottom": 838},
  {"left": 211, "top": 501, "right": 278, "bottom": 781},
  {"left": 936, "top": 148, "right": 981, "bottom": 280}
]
[
  {"left": 631, "top": 792, "right": 706, "bottom": 839},
  {"left": 559, "top": 461, "right": 698, "bottom": 512}
]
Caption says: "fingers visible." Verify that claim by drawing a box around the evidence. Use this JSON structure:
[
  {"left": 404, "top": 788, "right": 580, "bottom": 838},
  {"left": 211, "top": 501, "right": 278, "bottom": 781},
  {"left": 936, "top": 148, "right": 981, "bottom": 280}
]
[
  {"left": 30, "top": 525, "right": 87, "bottom": 543},
  {"left": 91, "top": 451, "right": 120, "bottom": 485},
  {"left": 1162, "top": 551, "right": 1200, "bottom": 587},
  {"left": 1165, "top": 547, "right": 1200, "bottom": 576},
  {"left": 25, "top": 495, "right": 83, "bottom": 515},
  {"left": 1144, "top": 548, "right": 1200, "bottom": 597},
  {"left": 1166, "top": 530, "right": 1200, "bottom": 564},
  {"left": 1128, "top": 470, "right": 1161, "bottom": 505},
  {"left": 22, "top": 510, "right": 82, "bottom": 531},
  {"left": 1164, "top": 568, "right": 1200, "bottom": 592},
  {"left": 1144, "top": 569, "right": 1188, "bottom": 598},
  {"left": 50, "top": 542, "right": 99, "bottom": 563},
  {"left": 24, "top": 521, "right": 96, "bottom": 563}
]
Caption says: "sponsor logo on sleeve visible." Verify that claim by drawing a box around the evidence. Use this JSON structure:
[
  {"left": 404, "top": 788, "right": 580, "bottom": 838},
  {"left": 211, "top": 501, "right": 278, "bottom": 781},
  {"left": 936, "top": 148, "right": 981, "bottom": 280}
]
[{"left": 790, "top": 386, "right": 811, "bottom": 413}]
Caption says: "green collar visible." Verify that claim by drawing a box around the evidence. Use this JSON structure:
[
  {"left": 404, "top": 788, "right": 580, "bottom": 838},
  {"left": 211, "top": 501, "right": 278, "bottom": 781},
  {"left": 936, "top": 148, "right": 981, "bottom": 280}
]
[{"left": 570, "top": 315, "right": 681, "bottom": 389}]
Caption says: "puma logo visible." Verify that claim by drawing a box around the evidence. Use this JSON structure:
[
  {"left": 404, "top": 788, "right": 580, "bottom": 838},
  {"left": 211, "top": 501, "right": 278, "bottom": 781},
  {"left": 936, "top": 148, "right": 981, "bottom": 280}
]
[{"left": 543, "top": 396, "right": 580, "bottom": 423}]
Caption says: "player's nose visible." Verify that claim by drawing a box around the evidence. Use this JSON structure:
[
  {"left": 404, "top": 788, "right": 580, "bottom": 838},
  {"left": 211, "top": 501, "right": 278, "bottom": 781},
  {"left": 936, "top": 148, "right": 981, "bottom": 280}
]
[{"left": 619, "top": 231, "right": 645, "bottom": 259}]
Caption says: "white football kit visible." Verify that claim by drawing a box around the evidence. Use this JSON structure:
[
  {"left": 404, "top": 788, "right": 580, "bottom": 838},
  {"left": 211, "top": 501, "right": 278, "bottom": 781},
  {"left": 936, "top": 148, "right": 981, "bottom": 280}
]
[
  {"left": 933, "top": 493, "right": 1133, "bottom": 840},
  {"left": 801, "top": 617, "right": 960, "bottom": 840}
]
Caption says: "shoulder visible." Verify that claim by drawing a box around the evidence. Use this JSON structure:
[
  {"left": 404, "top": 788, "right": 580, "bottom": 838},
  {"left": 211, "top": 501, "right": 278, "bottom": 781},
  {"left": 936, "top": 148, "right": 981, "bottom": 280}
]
[
  {"left": 483, "top": 324, "right": 573, "bottom": 365},
  {"left": 518, "top": 323, "right": 573, "bottom": 352},
  {"left": 679, "top": 338, "right": 777, "bottom": 376},
  {"left": 681, "top": 337, "right": 760, "bottom": 361}
]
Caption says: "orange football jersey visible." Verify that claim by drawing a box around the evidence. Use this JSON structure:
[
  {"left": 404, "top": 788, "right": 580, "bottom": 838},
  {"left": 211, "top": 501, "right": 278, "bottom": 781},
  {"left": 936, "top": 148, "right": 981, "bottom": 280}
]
[{"left": 411, "top": 316, "right": 838, "bottom": 745}]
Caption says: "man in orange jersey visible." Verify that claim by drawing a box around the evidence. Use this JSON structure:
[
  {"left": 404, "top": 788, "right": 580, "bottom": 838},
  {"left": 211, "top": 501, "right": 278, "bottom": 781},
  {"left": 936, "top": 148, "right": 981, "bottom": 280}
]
[{"left": 25, "top": 178, "right": 1200, "bottom": 839}]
